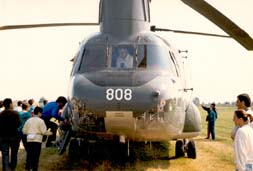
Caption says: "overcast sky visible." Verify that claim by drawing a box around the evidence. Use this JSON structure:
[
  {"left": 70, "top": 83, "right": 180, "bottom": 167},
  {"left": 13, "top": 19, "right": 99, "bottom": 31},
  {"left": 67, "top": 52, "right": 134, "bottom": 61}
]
[{"left": 0, "top": 0, "right": 252, "bottom": 103}]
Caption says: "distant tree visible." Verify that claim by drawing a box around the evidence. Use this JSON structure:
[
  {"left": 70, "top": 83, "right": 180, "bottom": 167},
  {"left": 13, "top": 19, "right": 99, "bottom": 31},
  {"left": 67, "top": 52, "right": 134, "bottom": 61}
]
[{"left": 224, "top": 101, "right": 230, "bottom": 106}]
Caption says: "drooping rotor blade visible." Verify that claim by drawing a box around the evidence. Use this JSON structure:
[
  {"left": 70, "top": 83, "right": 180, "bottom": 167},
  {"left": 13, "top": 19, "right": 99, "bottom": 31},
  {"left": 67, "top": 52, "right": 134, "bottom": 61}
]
[
  {"left": 181, "top": 0, "right": 253, "bottom": 50},
  {"left": 0, "top": 22, "right": 99, "bottom": 31},
  {"left": 150, "top": 25, "right": 230, "bottom": 38}
]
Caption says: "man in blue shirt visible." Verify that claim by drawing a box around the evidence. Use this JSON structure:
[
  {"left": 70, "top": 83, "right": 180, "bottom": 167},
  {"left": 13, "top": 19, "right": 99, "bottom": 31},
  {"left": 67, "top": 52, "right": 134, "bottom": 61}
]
[
  {"left": 42, "top": 96, "right": 67, "bottom": 147},
  {"left": 202, "top": 103, "right": 217, "bottom": 140}
]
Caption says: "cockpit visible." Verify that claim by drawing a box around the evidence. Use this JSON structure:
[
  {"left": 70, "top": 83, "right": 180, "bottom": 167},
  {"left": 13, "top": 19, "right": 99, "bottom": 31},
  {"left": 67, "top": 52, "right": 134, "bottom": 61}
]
[{"left": 72, "top": 34, "right": 180, "bottom": 77}]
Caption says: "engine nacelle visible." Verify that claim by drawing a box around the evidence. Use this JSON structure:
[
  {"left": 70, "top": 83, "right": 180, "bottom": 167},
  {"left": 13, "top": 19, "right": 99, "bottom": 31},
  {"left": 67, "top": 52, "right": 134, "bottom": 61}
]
[{"left": 183, "top": 102, "right": 202, "bottom": 132}]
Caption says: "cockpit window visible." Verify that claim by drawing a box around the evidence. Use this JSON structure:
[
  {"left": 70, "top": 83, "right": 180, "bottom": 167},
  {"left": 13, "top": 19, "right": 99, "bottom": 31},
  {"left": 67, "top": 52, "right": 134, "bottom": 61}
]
[
  {"left": 169, "top": 51, "right": 180, "bottom": 76},
  {"left": 76, "top": 38, "right": 178, "bottom": 76},
  {"left": 78, "top": 44, "right": 107, "bottom": 72},
  {"left": 136, "top": 45, "right": 178, "bottom": 76},
  {"left": 110, "top": 44, "right": 177, "bottom": 74},
  {"left": 111, "top": 45, "right": 134, "bottom": 69}
]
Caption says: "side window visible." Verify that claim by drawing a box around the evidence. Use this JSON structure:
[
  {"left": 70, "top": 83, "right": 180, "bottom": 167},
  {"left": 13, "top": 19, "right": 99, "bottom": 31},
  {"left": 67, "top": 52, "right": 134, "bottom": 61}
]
[
  {"left": 111, "top": 46, "right": 118, "bottom": 67},
  {"left": 136, "top": 44, "right": 178, "bottom": 75},
  {"left": 137, "top": 45, "right": 146, "bottom": 68},
  {"left": 79, "top": 45, "right": 107, "bottom": 72},
  {"left": 169, "top": 51, "right": 180, "bottom": 77},
  {"left": 71, "top": 48, "right": 82, "bottom": 76}
]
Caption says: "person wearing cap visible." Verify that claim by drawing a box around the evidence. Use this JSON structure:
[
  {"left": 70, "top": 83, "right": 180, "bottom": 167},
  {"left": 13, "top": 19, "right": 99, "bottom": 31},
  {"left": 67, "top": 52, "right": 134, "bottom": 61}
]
[
  {"left": 231, "top": 93, "right": 253, "bottom": 140},
  {"left": 41, "top": 96, "right": 67, "bottom": 147}
]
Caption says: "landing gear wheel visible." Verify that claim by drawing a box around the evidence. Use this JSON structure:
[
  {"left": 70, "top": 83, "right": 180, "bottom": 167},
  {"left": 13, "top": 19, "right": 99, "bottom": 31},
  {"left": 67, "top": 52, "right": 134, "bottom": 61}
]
[
  {"left": 186, "top": 140, "right": 196, "bottom": 159},
  {"left": 68, "top": 139, "right": 81, "bottom": 160},
  {"left": 175, "top": 140, "right": 184, "bottom": 158}
]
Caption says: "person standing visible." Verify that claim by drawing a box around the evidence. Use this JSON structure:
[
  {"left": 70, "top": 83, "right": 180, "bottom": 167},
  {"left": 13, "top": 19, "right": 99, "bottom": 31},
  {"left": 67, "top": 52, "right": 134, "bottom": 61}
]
[
  {"left": 14, "top": 100, "right": 22, "bottom": 112},
  {"left": 28, "top": 99, "right": 35, "bottom": 114},
  {"left": 41, "top": 96, "right": 67, "bottom": 147},
  {"left": 22, "top": 106, "right": 52, "bottom": 171},
  {"left": 0, "top": 98, "right": 21, "bottom": 171},
  {"left": 231, "top": 93, "right": 253, "bottom": 140},
  {"left": 0, "top": 100, "right": 4, "bottom": 112},
  {"left": 201, "top": 103, "right": 217, "bottom": 139},
  {"left": 233, "top": 109, "right": 253, "bottom": 171},
  {"left": 18, "top": 102, "right": 32, "bottom": 151}
]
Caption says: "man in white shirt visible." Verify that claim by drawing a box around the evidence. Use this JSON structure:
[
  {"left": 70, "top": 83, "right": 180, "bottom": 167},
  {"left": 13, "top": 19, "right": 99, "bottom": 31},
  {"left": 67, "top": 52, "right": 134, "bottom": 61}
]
[{"left": 116, "top": 48, "right": 133, "bottom": 69}]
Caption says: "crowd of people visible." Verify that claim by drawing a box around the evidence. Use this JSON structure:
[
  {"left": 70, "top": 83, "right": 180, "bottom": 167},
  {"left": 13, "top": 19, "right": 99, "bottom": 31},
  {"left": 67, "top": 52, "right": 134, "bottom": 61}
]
[
  {"left": 0, "top": 96, "right": 67, "bottom": 171},
  {"left": 202, "top": 93, "right": 253, "bottom": 171},
  {"left": 0, "top": 93, "right": 252, "bottom": 171}
]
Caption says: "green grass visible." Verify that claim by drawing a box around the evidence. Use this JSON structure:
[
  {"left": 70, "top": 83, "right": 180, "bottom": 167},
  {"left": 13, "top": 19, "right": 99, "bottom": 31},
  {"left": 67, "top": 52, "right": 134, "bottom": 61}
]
[
  {"left": 168, "top": 106, "right": 236, "bottom": 171},
  {"left": 6, "top": 106, "right": 238, "bottom": 171}
]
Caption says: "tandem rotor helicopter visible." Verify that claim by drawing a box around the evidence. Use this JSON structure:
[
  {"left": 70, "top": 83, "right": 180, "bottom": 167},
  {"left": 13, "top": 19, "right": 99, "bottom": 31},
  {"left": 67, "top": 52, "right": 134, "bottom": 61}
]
[{"left": 1, "top": 0, "right": 253, "bottom": 160}]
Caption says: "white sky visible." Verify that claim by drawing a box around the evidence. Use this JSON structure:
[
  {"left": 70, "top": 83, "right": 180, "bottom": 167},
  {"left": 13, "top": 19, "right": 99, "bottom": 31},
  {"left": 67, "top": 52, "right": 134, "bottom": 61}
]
[{"left": 0, "top": 0, "right": 252, "bottom": 103}]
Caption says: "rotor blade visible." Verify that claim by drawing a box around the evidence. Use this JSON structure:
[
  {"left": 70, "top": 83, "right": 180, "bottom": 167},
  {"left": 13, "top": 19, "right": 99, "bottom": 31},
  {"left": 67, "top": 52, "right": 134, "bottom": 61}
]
[
  {"left": 0, "top": 22, "right": 99, "bottom": 31},
  {"left": 150, "top": 25, "right": 230, "bottom": 38},
  {"left": 181, "top": 0, "right": 253, "bottom": 50}
]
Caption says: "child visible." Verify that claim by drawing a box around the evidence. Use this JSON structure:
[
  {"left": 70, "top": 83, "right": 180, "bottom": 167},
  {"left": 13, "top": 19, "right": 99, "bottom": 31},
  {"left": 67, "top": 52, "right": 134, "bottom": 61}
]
[{"left": 22, "top": 106, "right": 52, "bottom": 171}]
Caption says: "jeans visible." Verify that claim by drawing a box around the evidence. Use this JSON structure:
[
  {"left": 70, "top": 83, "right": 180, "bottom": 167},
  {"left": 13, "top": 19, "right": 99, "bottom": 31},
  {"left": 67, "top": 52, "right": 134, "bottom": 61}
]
[
  {"left": 1, "top": 137, "right": 20, "bottom": 171},
  {"left": 26, "top": 142, "right": 42, "bottom": 171},
  {"left": 42, "top": 118, "right": 58, "bottom": 147},
  {"left": 209, "top": 121, "right": 215, "bottom": 140}
]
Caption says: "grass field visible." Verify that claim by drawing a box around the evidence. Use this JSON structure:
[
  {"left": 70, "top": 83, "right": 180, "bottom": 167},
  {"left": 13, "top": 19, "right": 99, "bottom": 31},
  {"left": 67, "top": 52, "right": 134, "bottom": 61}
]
[
  {"left": 9, "top": 106, "right": 238, "bottom": 170},
  {"left": 168, "top": 106, "right": 237, "bottom": 171}
]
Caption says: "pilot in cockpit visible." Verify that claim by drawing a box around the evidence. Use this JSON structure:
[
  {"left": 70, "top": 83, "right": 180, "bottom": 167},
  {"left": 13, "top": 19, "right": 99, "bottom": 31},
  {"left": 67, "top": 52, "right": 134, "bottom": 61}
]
[{"left": 116, "top": 47, "right": 133, "bottom": 69}]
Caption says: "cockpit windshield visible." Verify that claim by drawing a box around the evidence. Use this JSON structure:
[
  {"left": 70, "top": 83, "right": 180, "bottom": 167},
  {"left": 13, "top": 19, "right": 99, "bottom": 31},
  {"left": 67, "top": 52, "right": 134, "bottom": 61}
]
[
  {"left": 78, "top": 38, "right": 178, "bottom": 76},
  {"left": 78, "top": 44, "right": 107, "bottom": 72},
  {"left": 136, "top": 44, "right": 174, "bottom": 70}
]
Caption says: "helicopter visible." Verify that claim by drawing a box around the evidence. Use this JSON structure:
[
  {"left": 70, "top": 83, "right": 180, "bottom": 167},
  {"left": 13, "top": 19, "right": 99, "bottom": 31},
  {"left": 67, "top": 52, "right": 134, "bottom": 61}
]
[{"left": 1, "top": 0, "right": 253, "bottom": 160}]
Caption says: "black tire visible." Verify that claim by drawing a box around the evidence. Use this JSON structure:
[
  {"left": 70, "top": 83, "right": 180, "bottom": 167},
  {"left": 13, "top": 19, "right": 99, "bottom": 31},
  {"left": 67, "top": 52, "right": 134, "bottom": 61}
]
[
  {"left": 68, "top": 139, "right": 81, "bottom": 160},
  {"left": 186, "top": 140, "right": 196, "bottom": 159},
  {"left": 175, "top": 140, "right": 184, "bottom": 158}
]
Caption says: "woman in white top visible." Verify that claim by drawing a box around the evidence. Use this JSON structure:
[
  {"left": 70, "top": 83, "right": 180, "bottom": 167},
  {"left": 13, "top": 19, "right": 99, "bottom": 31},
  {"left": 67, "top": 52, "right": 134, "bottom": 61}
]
[{"left": 233, "top": 109, "right": 253, "bottom": 171}]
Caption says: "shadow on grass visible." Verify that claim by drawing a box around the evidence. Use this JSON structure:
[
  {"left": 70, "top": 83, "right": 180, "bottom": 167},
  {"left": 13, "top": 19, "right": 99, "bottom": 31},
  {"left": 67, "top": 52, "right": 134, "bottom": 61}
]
[{"left": 48, "top": 141, "right": 171, "bottom": 171}]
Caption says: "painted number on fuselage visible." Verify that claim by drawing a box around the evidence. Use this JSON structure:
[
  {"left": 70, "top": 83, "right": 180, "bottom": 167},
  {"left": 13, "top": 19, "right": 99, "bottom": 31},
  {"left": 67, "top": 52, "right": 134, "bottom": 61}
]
[{"left": 106, "top": 88, "right": 132, "bottom": 101}]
